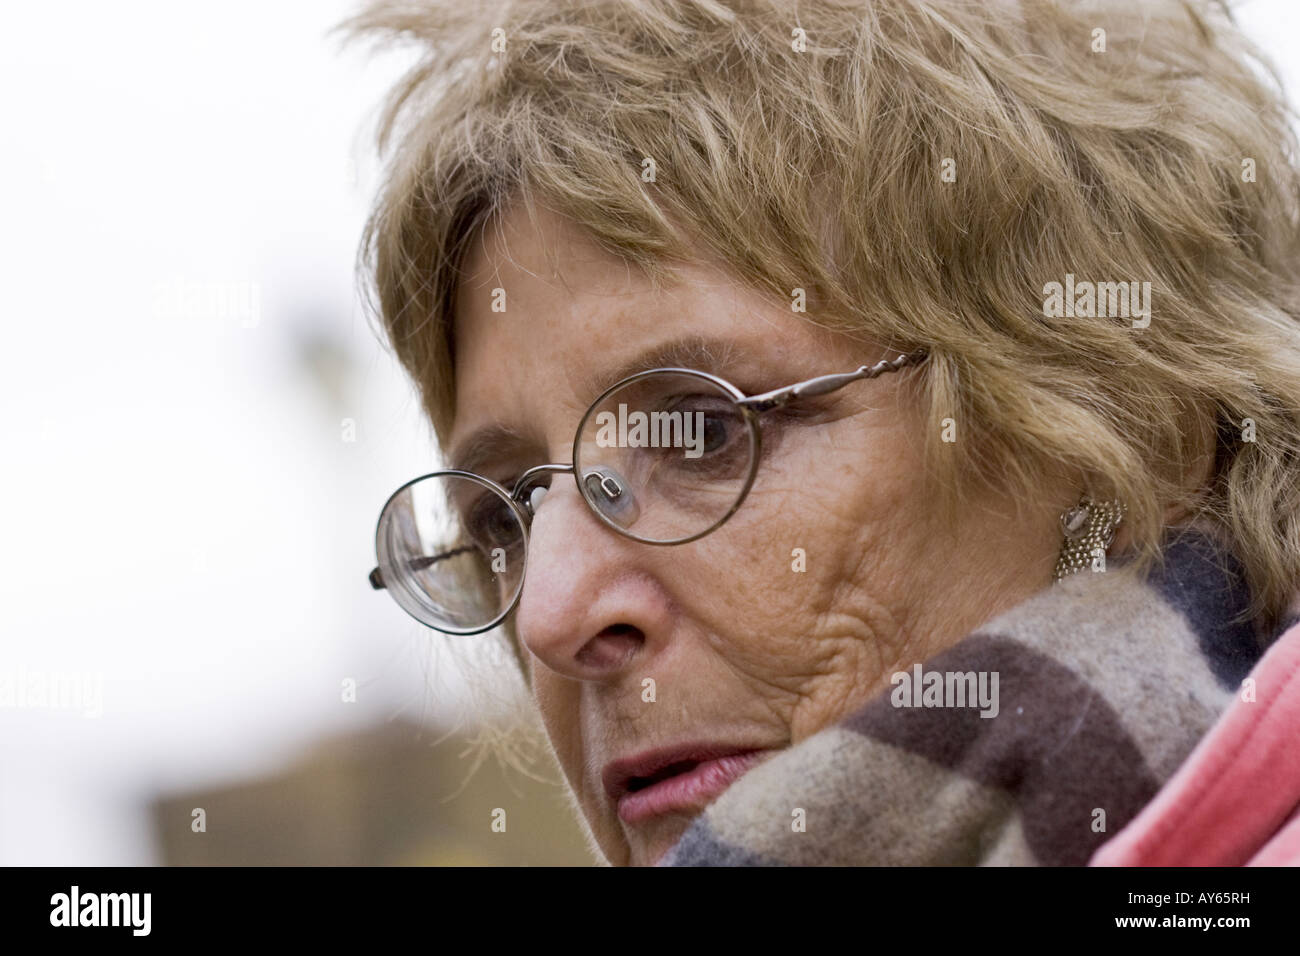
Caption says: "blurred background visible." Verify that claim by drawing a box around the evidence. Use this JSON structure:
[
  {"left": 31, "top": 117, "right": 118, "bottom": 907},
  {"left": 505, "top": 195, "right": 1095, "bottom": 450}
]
[
  {"left": 0, "top": 0, "right": 1296, "bottom": 866},
  {"left": 0, "top": 0, "right": 595, "bottom": 865}
]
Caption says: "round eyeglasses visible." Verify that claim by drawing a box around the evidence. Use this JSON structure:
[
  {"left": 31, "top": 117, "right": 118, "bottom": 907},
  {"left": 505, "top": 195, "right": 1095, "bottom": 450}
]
[{"left": 368, "top": 350, "right": 929, "bottom": 635}]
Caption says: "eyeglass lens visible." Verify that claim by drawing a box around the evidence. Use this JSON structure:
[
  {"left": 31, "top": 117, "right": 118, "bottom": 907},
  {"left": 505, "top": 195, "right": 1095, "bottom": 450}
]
[
  {"left": 376, "top": 473, "right": 527, "bottom": 633},
  {"left": 376, "top": 370, "right": 759, "bottom": 632}
]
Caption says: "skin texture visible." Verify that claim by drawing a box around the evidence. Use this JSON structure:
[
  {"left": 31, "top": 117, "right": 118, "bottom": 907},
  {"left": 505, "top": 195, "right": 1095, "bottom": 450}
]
[{"left": 448, "top": 202, "right": 1078, "bottom": 866}]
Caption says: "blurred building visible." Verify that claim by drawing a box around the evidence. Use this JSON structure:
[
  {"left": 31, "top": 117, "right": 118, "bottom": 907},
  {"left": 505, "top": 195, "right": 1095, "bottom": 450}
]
[{"left": 152, "top": 718, "right": 599, "bottom": 865}]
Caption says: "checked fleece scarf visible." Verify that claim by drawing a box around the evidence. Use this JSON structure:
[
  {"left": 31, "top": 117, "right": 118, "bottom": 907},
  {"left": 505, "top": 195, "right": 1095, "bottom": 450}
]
[{"left": 659, "top": 528, "right": 1300, "bottom": 866}]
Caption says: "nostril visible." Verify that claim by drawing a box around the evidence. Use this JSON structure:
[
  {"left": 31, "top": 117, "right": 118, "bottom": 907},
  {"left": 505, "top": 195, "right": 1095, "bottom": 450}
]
[{"left": 574, "top": 623, "right": 643, "bottom": 670}]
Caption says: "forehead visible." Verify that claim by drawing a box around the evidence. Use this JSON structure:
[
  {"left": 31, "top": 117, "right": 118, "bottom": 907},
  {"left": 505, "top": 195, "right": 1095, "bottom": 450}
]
[
  {"left": 446, "top": 202, "right": 850, "bottom": 466},
  {"left": 453, "top": 201, "right": 695, "bottom": 381}
]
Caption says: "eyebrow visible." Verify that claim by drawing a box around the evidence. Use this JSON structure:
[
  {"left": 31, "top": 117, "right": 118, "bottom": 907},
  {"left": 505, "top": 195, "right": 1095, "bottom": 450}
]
[
  {"left": 448, "top": 421, "right": 531, "bottom": 476},
  {"left": 575, "top": 334, "right": 754, "bottom": 400},
  {"left": 448, "top": 335, "right": 761, "bottom": 475}
]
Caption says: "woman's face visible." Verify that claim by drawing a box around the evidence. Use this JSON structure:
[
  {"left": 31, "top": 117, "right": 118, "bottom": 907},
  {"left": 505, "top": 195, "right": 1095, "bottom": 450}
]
[{"left": 449, "top": 204, "right": 1067, "bottom": 865}]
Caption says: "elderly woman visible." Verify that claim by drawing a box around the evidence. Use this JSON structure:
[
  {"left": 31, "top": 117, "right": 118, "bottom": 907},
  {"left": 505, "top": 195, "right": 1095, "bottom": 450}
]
[{"left": 350, "top": 0, "right": 1300, "bottom": 866}]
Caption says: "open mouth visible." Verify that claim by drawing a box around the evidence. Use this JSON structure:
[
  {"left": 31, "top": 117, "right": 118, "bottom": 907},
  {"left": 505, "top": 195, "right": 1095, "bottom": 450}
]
[
  {"left": 626, "top": 760, "right": 702, "bottom": 793},
  {"left": 603, "top": 747, "right": 770, "bottom": 825}
]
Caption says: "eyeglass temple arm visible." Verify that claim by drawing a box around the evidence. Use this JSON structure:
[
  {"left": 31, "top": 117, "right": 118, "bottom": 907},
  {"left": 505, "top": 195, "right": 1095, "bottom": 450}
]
[
  {"left": 735, "top": 349, "right": 929, "bottom": 413},
  {"left": 368, "top": 545, "right": 477, "bottom": 591}
]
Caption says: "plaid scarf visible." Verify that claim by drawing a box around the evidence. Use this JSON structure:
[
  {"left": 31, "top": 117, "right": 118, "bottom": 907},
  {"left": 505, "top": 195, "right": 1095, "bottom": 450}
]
[{"left": 659, "top": 529, "right": 1299, "bottom": 866}]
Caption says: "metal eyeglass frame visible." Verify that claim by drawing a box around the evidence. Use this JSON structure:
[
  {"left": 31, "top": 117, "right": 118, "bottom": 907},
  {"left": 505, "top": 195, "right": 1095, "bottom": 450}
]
[{"left": 368, "top": 348, "right": 930, "bottom": 634}]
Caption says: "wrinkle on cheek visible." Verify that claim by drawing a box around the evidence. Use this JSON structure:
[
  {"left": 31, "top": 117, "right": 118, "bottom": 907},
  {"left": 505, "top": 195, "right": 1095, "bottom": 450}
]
[
  {"left": 664, "top": 458, "right": 901, "bottom": 729},
  {"left": 708, "top": 587, "right": 892, "bottom": 743},
  {"left": 770, "top": 551, "right": 900, "bottom": 739},
  {"left": 776, "top": 490, "right": 916, "bottom": 738},
  {"left": 786, "top": 643, "right": 880, "bottom": 741},
  {"left": 696, "top": 635, "right": 808, "bottom": 727},
  {"left": 797, "top": 588, "right": 903, "bottom": 728},
  {"left": 824, "top": 530, "right": 911, "bottom": 661},
  {"left": 685, "top": 540, "right": 899, "bottom": 739}
]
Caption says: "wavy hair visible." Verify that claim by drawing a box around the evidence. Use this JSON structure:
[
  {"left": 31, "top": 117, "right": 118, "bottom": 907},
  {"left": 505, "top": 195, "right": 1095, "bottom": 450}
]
[{"left": 344, "top": 0, "right": 1300, "bottom": 635}]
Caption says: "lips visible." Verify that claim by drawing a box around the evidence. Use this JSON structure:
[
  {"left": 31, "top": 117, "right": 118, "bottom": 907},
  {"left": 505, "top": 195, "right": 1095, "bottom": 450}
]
[{"left": 602, "top": 744, "right": 771, "bottom": 825}]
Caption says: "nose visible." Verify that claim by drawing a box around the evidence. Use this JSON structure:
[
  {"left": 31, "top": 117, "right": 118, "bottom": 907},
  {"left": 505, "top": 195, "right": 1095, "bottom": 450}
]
[{"left": 515, "top": 476, "right": 670, "bottom": 681}]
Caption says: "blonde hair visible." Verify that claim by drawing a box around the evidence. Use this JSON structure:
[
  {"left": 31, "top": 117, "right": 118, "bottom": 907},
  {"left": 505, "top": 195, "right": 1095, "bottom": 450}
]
[{"left": 345, "top": 0, "right": 1300, "bottom": 633}]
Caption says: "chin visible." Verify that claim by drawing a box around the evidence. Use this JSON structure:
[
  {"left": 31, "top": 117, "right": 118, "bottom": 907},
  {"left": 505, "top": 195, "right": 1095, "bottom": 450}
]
[
  {"left": 594, "top": 814, "right": 693, "bottom": 867},
  {"left": 626, "top": 835, "right": 680, "bottom": 867}
]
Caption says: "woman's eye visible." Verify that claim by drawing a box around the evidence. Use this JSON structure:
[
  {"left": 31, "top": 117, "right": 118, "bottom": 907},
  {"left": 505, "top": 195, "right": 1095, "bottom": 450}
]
[
  {"left": 465, "top": 496, "right": 522, "bottom": 550},
  {"left": 699, "top": 413, "right": 734, "bottom": 454},
  {"left": 658, "top": 397, "right": 743, "bottom": 456}
]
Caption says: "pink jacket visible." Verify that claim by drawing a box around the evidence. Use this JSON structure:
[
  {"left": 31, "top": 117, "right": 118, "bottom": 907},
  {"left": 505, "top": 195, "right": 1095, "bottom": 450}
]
[{"left": 1091, "top": 615, "right": 1300, "bottom": 867}]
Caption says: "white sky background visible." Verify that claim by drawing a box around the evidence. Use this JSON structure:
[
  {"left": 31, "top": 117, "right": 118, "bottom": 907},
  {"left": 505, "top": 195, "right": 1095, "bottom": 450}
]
[
  {"left": 0, "top": 0, "right": 485, "bottom": 865},
  {"left": 0, "top": 1, "right": 1297, "bottom": 865}
]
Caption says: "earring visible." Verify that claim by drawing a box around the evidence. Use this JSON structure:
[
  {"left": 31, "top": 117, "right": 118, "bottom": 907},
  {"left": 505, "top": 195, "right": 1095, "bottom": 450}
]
[{"left": 1053, "top": 496, "right": 1125, "bottom": 583}]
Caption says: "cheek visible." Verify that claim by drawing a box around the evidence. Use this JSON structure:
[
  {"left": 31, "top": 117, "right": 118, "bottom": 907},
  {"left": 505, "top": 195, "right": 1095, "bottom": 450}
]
[
  {"left": 668, "top": 419, "right": 927, "bottom": 732},
  {"left": 532, "top": 672, "right": 582, "bottom": 782},
  {"left": 530, "top": 673, "right": 637, "bottom": 865}
]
